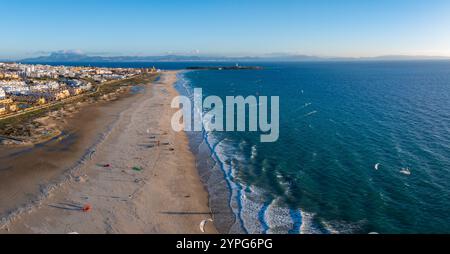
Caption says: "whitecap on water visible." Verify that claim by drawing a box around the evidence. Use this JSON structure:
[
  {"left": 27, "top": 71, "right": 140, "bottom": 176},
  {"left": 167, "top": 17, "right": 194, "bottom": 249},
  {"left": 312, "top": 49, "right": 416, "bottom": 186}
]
[
  {"left": 304, "top": 111, "right": 318, "bottom": 117},
  {"left": 250, "top": 145, "right": 257, "bottom": 160},
  {"left": 321, "top": 219, "right": 364, "bottom": 234},
  {"left": 301, "top": 102, "right": 312, "bottom": 109},
  {"left": 300, "top": 211, "right": 323, "bottom": 234},
  {"left": 265, "top": 199, "right": 294, "bottom": 234},
  {"left": 400, "top": 167, "right": 411, "bottom": 175},
  {"left": 239, "top": 140, "right": 247, "bottom": 150},
  {"left": 239, "top": 186, "right": 267, "bottom": 234}
]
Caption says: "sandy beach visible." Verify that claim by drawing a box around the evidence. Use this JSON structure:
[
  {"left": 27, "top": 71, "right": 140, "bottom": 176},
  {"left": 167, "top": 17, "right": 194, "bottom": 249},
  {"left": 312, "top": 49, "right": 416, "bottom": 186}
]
[{"left": 0, "top": 71, "right": 216, "bottom": 234}]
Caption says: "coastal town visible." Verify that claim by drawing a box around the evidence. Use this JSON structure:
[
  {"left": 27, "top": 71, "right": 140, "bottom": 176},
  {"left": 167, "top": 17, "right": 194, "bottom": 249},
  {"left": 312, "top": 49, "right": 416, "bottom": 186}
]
[{"left": 0, "top": 62, "right": 158, "bottom": 116}]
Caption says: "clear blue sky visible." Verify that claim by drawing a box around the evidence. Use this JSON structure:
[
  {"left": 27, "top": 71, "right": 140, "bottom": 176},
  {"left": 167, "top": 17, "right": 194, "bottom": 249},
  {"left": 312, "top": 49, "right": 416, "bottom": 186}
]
[{"left": 1, "top": 0, "right": 450, "bottom": 59}]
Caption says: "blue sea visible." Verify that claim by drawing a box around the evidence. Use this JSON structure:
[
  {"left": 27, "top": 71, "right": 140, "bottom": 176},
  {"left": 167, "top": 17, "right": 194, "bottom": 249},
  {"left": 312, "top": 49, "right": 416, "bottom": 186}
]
[{"left": 36, "top": 61, "right": 450, "bottom": 233}]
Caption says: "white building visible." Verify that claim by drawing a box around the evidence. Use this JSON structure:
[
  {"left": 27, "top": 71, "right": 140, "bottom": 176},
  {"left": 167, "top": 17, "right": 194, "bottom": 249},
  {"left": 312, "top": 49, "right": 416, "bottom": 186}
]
[
  {"left": 0, "top": 81, "right": 29, "bottom": 95},
  {"left": 0, "top": 88, "right": 5, "bottom": 99},
  {"left": 30, "top": 81, "right": 61, "bottom": 91}
]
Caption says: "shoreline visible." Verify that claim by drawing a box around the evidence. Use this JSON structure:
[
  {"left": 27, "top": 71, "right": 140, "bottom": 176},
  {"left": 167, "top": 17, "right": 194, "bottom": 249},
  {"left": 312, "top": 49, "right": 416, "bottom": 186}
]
[
  {"left": 1, "top": 71, "right": 216, "bottom": 233},
  {"left": 173, "top": 72, "right": 240, "bottom": 234}
]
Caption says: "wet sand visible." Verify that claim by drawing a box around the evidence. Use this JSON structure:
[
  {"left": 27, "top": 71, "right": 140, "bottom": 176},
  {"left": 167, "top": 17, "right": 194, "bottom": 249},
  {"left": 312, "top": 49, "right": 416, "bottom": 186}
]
[{"left": 0, "top": 71, "right": 216, "bottom": 233}]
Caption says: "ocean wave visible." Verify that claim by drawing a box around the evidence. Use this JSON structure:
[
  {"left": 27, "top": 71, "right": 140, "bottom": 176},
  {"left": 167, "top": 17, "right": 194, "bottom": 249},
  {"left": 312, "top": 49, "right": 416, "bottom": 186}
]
[
  {"left": 198, "top": 115, "right": 328, "bottom": 234},
  {"left": 176, "top": 71, "right": 341, "bottom": 234},
  {"left": 265, "top": 199, "right": 294, "bottom": 234},
  {"left": 250, "top": 145, "right": 257, "bottom": 160}
]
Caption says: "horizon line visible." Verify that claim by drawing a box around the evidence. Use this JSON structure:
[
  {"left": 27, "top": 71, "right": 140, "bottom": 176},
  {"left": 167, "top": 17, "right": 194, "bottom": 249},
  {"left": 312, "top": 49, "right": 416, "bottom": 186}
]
[{"left": 2, "top": 52, "right": 450, "bottom": 62}]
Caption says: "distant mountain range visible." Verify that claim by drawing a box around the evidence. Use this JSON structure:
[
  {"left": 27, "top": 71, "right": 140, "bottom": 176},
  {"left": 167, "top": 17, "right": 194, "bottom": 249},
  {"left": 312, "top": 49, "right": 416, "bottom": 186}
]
[{"left": 19, "top": 51, "right": 450, "bottom": 63}]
